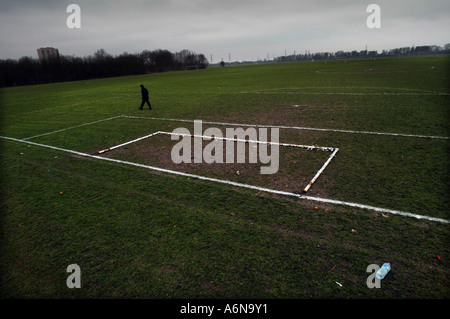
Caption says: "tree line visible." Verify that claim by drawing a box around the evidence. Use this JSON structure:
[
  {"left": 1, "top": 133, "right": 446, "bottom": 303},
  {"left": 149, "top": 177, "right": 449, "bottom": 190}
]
[
  {"left": 0, "top": 49, "right": 209, "bottom": 87},
  {"left": 274, "top": 44, "right": 450, "bottom": 62}
]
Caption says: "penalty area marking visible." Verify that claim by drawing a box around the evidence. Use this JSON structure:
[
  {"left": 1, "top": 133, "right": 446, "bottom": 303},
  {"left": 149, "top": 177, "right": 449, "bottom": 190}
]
[
  {"left": 22, "top": 115, "right": 123, "bottom": 141},
  {"left": 239, "top": 86, "right": 449, "bottom": 96},
  {"left": 123, "top": 115, "right": 449, "bottom": 140},
  {"left": 97, "top": 130, "right": 339, "bottom": 193},
  {"left": 242, "top": 86, "right": 449, "bottom": 96},
  {"left": 17, "top": 115, "right": 449, "bottom": 141},
  {"left": 314, "top": 66, "right": 439, "bottom": 74},
  {"left": 1, "top": 134, "right": 448, "bottom": 224}
]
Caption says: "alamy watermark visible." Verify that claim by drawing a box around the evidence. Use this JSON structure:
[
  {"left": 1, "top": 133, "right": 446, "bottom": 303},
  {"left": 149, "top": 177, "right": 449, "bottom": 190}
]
[
  {"left": 66, "top": 4, "right": 81, "bottom": 29},
  {"left": 66, "top": 264, "right": 81, "bottom": 288},
  {"left": 366, "top": 4, "right": 381, "bottom": 29},
  {"left": 366, "top": 264, "right": 381, "bottom": 288},
  {"left": 65, "top": 263, "right": 385, "bottom": 290},
  {"left": 66, "top": 4, "right": 381, "bottom": 30},
  {"left": 170, "top": 120, "right": 280, "bottom": 175}
]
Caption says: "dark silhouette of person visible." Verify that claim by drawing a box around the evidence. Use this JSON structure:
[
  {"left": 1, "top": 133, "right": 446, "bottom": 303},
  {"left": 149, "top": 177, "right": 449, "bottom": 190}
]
[{"left": 139, "top": 84, "right": 152, "bottom": 110}]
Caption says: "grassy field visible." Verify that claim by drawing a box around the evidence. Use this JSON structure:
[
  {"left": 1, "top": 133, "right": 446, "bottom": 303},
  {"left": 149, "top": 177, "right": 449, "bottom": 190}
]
[{"left": 0, "top": 55, "right": 449, "bottom": 299}]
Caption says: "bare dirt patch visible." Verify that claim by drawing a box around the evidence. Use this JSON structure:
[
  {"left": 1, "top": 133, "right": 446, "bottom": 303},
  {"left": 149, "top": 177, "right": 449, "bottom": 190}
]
[{"left": 99, "top": 133, "right": 335, "bottom": 195}]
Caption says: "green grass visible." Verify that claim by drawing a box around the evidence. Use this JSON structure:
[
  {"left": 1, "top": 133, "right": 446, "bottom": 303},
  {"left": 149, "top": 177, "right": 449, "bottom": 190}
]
[{"left": 1, "top": 55, "right": 449, "bottom": 298}]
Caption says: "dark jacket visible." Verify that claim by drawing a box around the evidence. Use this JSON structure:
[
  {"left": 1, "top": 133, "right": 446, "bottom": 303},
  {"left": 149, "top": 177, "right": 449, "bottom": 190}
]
[{"left": 141, "top": 87, "right": 149, "bottom": 99}]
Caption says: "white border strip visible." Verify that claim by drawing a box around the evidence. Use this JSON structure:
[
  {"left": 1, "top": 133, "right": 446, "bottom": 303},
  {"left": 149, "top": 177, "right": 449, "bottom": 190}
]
[
  {"left": 1, "top": 135, "right": 448, "bottom": 224},
  {"left": 123, "top": 115, "right": 449, "bottom": 140}
]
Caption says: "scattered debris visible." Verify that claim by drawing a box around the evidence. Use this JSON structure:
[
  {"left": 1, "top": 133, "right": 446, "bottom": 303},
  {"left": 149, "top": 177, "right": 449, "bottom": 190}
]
[
  {"left": 236, "top": 171, "right": 240, "bottom": 175},
  {"left": 381, "top": 213, "right": 390, "bottom": 218},
  {"left": 335, "top": 281, "right": 343, "bottom": 287},
  {"left": 351, "top": 229, "right": 357, "bottom": 233},
  {"left": 437, "top": 255, "right": 443, "bottom": 262},
  {"left": 331, "top": 265, "right": 337, "bottom": 272}
]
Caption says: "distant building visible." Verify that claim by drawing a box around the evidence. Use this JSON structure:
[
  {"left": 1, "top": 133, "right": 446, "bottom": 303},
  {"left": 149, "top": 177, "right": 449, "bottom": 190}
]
[{"left": 37, "top": 47, "right": 60, "bottom": 63}]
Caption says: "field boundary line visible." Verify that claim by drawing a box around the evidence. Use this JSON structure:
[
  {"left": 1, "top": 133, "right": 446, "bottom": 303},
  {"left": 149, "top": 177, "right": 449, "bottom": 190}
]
[
  {"left": 123, "top": 115, "right": 449, "bottom": 140},
  {"left": 22, "top": 115, "right": 123, "bottom": 141},
  {"left": 1, "top": 134, "right": 448, "bottom": 224}
]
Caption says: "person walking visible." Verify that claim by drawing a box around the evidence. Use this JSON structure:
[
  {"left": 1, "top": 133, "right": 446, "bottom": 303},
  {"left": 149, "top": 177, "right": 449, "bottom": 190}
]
[{"left": 139, "top": 84, "right": 152, "bottom": 110}]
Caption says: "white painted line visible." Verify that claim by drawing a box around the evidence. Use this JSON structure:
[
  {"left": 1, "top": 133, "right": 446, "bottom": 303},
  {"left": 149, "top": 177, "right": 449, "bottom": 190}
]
[
  {"left": 1, "top": 134, "right": 448, "bottom": 224},
  {"left": 303, "top": 148, "right": 339, "bottom": 193},
  {"left": 122, "top": 115, "right": 449, "bottom": 140},
  {"left": 2, "top": 97, "right": 123, "bottom": 119},
  {"left": 98, "top": 131, "right": 163, "bottom": 154},
  {"left": 95, "top": 130, "right": 338, "bottom": 192},
  {"left": 247, "top": 86, "right": 444, "bottom": 94},
  {"left": 158, "top": 131, "right": 336, "bottom": 151},
  {"left": 22, "top": 115, "right": 123, "bottom": 141},
  {"left": 240, "top": 86, "right": 450, "bottom": 96},
  {"left": 161, "top": 132, "right": 338, "bottom": 193},
  {"left": 240, "top": 91, "right": 450, "bottom": 96}
]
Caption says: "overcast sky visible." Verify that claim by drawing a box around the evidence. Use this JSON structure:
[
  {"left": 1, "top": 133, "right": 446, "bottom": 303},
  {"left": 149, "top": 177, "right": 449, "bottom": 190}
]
[{"left": 0, "top": 0, "right": 449, "bottom": 61}]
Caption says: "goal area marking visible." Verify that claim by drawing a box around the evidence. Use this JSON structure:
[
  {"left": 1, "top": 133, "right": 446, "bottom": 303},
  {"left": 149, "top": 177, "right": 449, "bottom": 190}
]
[{"left": 97, "top": 130, "right": 340, "bottom": 193}]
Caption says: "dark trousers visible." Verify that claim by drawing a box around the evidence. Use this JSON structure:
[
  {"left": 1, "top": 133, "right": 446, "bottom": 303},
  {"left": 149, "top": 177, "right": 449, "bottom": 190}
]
[{"left": 140, "top": 98, "right": 152, "bottom": 109}]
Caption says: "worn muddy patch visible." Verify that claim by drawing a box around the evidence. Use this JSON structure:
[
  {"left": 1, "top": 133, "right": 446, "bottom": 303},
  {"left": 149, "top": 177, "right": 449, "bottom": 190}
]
[{"left": 98, "top": 132, "right": 335, "bottom": 195}]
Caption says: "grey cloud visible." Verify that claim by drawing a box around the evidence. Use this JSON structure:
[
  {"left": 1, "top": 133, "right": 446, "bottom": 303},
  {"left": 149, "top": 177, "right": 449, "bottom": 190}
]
[{"left": 0, "top": 0, "right": 449, "bottom": 60}]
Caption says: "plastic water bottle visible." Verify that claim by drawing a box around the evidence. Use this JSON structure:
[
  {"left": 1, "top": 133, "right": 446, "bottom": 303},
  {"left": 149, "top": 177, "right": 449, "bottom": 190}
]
[{"left": 376, "top": 262, "right": 391, "bottom": 280}]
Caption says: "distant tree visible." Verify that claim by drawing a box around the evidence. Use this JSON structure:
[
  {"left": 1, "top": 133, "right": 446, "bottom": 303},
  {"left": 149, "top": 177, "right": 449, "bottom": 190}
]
[
  {"left": 444, "top": 43, "right": 450, "bottom": 53},
  {"left": 197, "top": 54, "right": 209, "bottom": 69},
  {"left": 153, "top": 49, "right": 174, "bottom": 72},
  {"left": 115, "top": 52, "right": 145, "bottom": 76},
  {"left": 0, "top": 47, "right": 211, "bottom": 87},
  {"left": 93, "top": 49, "right": 112, "bottom": 62},
  {"left": 17, "top": 56, "right": 39, "bottom": 85}
]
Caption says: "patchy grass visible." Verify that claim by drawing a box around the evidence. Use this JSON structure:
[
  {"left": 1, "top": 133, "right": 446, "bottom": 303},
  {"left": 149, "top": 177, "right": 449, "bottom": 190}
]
[{"left": 0, "top": 56, "right": 449, "bottom": 299}]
